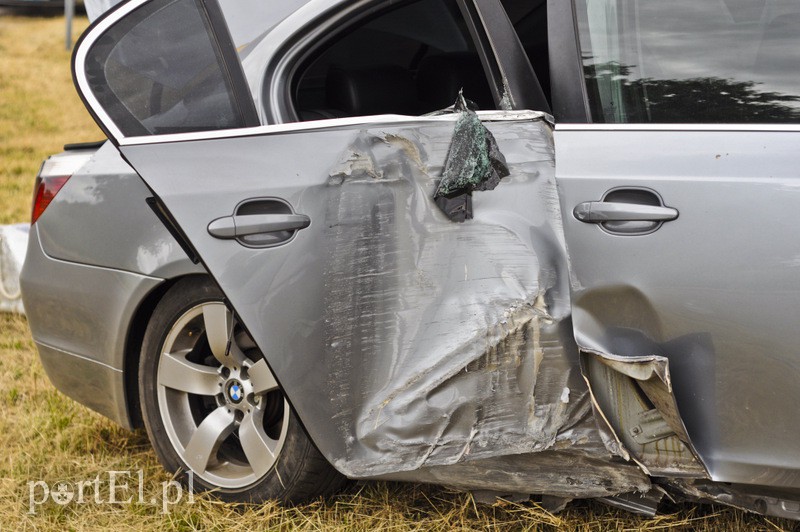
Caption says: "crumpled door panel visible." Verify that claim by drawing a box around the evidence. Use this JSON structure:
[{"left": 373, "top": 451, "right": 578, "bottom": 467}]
[{"left": 122, "top": 111, "right": 712, "bottom": 503}]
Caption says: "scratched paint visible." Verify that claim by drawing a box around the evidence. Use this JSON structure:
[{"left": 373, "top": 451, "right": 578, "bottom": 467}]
[{"left": 304, "top": 114, "right": 661, "bottom": 502}]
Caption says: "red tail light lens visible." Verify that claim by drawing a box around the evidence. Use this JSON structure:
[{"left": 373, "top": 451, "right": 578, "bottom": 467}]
[{"left": 31, "top": 175, "right": 70, "bottom": 224}]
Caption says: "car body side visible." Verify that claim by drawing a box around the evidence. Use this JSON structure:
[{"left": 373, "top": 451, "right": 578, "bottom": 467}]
[
  {"left": 23, "top": 0, "right": 545, "bottom": 432},
  {"left": 19, "top": 0, "right": 800, "bottom": 520},
  {"left": 22, "top": 142, "right": 204, "bottom": 429}
]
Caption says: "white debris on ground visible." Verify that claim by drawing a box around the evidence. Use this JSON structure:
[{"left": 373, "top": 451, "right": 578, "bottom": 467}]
[{"left": 0, "top": 224, "right": 29, "bottom": 315}]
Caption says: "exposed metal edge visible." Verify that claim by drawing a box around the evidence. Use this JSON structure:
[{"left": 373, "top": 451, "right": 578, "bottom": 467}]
[
  {"left": 119, "top": 110, "right": 546, "bottom": 146},
  {"left": 579, "top": 348, "right": 710, "bottom": 479},
  {"left": 556, "top": 123, "right": 800, "bottom": 132},
  {"left": 35, "top": 340, "right": 123, "bottom": 373},
  {"left": 597, "top": 488, "right": 665, "bottom": 517},
  {"left": 579, "top": 362, "right": 635, "bottom": 464}
]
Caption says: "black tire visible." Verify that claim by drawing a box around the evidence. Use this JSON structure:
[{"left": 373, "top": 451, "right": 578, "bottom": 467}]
[{"left": 139, "top": 276, "right": 345, "bottom": 503}]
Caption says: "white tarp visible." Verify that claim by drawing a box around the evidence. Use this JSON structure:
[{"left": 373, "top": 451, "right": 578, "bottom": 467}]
[{"left": 0, "top": 224, "right": 29, "bottom": 315}]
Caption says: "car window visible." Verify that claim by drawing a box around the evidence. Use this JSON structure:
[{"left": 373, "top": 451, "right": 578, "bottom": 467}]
[
  {"left": 574, "top": 0, "right": 800, "bottom": 124},
  {"left": 82, "top": 0, "right": 255, "bottom": 137},
  {"left": 292, "top": 0, "right": 496, "bottom": 120}
]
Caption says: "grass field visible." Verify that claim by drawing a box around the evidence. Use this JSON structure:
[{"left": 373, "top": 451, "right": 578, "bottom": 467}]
[{"left": 0, "top": 12, "right": 796, "bottom": 531}]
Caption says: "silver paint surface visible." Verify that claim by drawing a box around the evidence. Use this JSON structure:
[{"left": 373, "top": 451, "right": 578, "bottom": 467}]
[
  {"left": 118, "top": 114, "right": 654, "bottom": 495},
  {"left": 21, "top": 225, "right": 164, "bottom": 427},
  {"left": 36, "top": 341, "right": 131, "bottom": 428},
  {"left": 556, "top": 127, "right": 800, "bottom": 489},
  {"left": 37, "top": 142, "right": 204, "bottom": 278}
]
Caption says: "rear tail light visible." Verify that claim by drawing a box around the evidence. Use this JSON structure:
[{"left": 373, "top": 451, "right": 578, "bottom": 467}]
[
  {"left": 31, "top": 175, "right": 71, "bottom": 224},
  {"left": 30, "top": 150, "right": 95, "bottom": 224}
]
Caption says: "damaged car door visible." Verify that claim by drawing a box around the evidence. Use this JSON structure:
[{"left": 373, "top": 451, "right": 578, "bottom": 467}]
[{"left": 71, "top": 0, "right": 638, "bottom": 501}]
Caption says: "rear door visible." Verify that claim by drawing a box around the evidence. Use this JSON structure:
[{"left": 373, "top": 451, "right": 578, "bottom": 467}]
[
  {"left": 73, "top": 0, "right": 574, "bottom": 478},
  {"left": 553, "top": 0, "right": 800, "bottom": 487}
]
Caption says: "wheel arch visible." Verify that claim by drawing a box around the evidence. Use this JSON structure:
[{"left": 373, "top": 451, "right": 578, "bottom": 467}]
[
  {"left": 122, "top": 272, "right": 341, "bottom": 487},
  {"left": 123, "top": 273, "right": 212, "bottom": 429}
]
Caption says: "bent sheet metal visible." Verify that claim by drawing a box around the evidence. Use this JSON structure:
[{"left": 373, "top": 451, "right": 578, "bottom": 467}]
[
  {"left": 121, "top": 108, "right": 711, "bottom": 507},
  {"left": 319, "top": 111, "right": 656, "bottom": 496}
]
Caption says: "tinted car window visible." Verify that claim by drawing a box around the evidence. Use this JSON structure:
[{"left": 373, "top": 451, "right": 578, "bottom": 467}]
[
  {"left": 84, "top": 0, "right": 247, "bottom": 136},
  {"left": 574, "top": 0, "right": 800, "bottom": 123},
  {"left": 293, "top": 0, "right": 494, "bottom": 120}
]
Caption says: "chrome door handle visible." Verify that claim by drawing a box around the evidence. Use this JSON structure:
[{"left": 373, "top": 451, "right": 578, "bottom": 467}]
[
  {"left": 574, "top": 202, "right": 678, "bottom": 223},
  {"left": 208, "top": 213, "right": 311, "bottom": 239}
]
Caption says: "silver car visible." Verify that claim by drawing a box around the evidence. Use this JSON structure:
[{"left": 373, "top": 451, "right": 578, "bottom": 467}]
[{"left": 21, "top": 0, "right": 800, "bottom": 519}]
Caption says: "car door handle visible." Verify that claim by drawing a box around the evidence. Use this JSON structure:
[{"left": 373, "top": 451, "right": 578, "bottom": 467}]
[
  {"left": 573, "top": 202, "right": 679, "bottom": 223},
  {"left": 207, "top": 213, "right": 311, "bottom": 239}
]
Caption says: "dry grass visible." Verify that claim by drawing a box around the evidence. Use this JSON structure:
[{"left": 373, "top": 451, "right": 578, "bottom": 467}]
[
  {"left": 0, "top": 10, "right": 101, "bottom": 224},
  {"left": 0, "top": 12, "right": 797, "bottom": 531}
]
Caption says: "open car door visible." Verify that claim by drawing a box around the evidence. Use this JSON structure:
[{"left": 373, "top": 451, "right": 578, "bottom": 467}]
[{"left": 70, "top": 0, "right": 628, "bottom": 491}]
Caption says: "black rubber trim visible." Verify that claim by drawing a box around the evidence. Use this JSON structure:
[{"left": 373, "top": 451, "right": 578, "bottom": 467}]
[
  {"left": 470, "top": 0, "right": 551, "bottom": 114},
  {"left": 456, "top": 0, "right": 506, "bottom": 108},
  {"left": 145, "top": 196, "right": 201, "bottom": 264},
  {"left": 200, "top": 0, "right": 261, "bottom": 128},
  {"left": 64, "top": 140, "right": 106, "bottom": 151},
  {"left": 547, "top": 0, "right": 590, "bottom": 122}
]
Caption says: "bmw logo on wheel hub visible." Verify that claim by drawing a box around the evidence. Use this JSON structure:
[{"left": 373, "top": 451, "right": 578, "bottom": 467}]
[{"left": 227, "top": 380, "right": 244, "bottom": 404}]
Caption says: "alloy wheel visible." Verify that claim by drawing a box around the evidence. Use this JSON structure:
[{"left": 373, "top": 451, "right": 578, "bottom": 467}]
[{"left": 156, "top": 302, "right": 289, "bottom": 489}]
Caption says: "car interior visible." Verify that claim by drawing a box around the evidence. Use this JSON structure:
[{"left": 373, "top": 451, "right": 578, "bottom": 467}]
[{"left": 292, "top": 0, "right": 549, "bottom": 120}]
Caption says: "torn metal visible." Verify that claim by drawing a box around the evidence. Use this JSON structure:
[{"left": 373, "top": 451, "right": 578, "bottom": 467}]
[
  {"left": 580, "top": 349, "right": 708, "bottom": 478},
  {"left": 313, "top": 111, "right": 743, "bottom": 509},
  {"left": 664, "top": 479, "right": 800, "bottom": 520},
  {"left": 123, "top": 110, "right": 794, "bottom": 519}
]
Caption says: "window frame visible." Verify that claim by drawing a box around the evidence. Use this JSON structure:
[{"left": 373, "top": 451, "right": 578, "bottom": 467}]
[
  {"left": 74, "top": 0, "right": 553, "bottom": 143},
  {"left": 546, "top": 0, "right": 591, "bottom": 123},
  {"left": 268, "top": 0, "right": 506, "bottom": 124},
  {"left": 289, "top": 0, "right": 477, "bottom": 119},
  {"left": 262, "top": 0, "right": 551, "bottom": 124}
]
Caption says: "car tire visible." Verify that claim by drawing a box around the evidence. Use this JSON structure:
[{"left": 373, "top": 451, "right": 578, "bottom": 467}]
[{"left": 139, "top": 276, "right": 345, "bottom": 503}]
